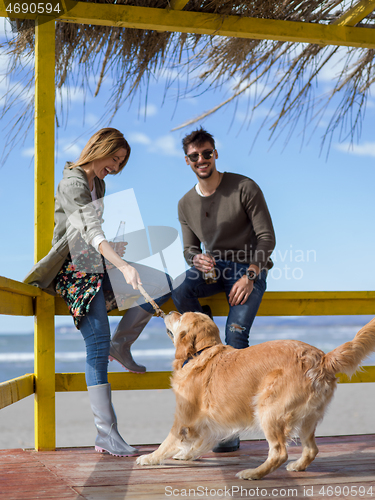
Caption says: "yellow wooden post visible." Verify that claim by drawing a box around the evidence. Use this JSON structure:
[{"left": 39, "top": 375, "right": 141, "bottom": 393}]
[{"left": 34, "top": 16, "right": 56, "bottom": 451}]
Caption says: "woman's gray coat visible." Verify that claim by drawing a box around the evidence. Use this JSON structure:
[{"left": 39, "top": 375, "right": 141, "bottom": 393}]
[{"left": 24, "top": 163, "right": 106, "bottom": 295}]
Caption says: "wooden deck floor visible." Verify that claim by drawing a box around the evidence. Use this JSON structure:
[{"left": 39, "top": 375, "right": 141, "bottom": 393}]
[{"left": 1, "top": 435, "right": 375, "bottom": 499}]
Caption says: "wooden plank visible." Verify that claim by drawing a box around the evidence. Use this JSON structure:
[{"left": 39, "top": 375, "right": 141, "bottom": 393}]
[
  {"left": 34, "top": 18, "right": 55, "bottom": 264},
  {"left": 2, "top": 0, "right": 375, "bottom": 49},
  {"left": 169, "top": 0, "right": 189, "bottom": 9},
  {"left": 0, "top": 289, "right": 34, "bottom": 316},
  {"left": 0, "top": 374, "right": 35, "bottom": 409},
  {"left": 58, "top": 3, "right": 375, "bottom": 50},
  {"left": 56, "top": 291, "right": 375, "bottom": 318},
  {"left": 0, "top": 276, "right": 41, "bottom": 297},
  {"left": 333, "top": 0, "right": 375, "bottom": 27},
  {"left": 55, "top": 371, "right": 172, "bottom": 392},
  {"left": 0, "top": 437, "right": 373, "bottom": 499},
  {"left": 258, "top": 295, "right": 375, "bottom": 316},
  {"left": 34, "top": 292, "right": 56, "bottom": 451},
  {"left": 336, "top": 365, "right": 375, "bottom": 383},
  {"left": 0, "top": 449, "right": 78, "bottom": 499},
  {"left": 34, "top": 17, "right": 56, "bottom": 453},
  {"left": 54, "top": 365, "right": 375, "bottom": 393}
]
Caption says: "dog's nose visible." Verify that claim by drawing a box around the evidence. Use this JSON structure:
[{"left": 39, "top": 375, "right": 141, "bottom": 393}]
[{"left": 167, "top": 311, "right": 178, "bottom": 317}]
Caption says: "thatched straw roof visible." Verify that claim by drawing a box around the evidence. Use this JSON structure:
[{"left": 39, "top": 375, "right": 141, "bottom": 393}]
[{"left": 2, "top": 0, "right": 375, "bottom": 156}]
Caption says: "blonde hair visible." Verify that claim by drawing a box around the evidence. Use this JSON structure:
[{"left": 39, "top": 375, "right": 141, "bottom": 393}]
[{"left": 71, "top": 128, "right": 131, "bottom": 172}]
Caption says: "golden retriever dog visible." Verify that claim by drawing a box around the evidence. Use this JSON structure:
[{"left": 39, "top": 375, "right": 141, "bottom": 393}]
[{"left": 137, "top": 312, "right": 375, "bottom": 480}]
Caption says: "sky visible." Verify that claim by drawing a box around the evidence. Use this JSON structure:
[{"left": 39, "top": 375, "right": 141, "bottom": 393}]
[{"left": 1, "top": 17, "right": 375, "bottom": 332}]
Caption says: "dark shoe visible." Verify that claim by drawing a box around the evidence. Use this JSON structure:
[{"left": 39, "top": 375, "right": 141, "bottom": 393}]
[
  {"left": 109, "top": 307, "right": 152, "bottom": 373},
  {"left": 212, "top": 435, "right": 240, "bottom": 453},
  {"left": 201, "top": 305, "right": 213, "bottom": 319}
]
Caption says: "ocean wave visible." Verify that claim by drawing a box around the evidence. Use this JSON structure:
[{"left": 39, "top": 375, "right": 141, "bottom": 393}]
[{"left": 0, "top": 348, "right": 176, "bottom": 363}]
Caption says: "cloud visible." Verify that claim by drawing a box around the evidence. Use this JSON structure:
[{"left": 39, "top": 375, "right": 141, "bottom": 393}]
[
  {"left": 129, "top": 132, "right": 152, "bottom": 145},
  {"left": 129, "top": 132, "right": 181, "bottom": 156},
  {"left": 235, "top": 106, "right": 276, "bottom": 124},
  {"left": 138, "top": 104, "right": 158, "bottom": 117},
  {"left": 0, "top": 19, "right": 11, "bottom": 40},
  {"left": 0, "top": 79, "right": 8, "bottom": 105},
  {"left": 56, "top": 86, "right": 89, "bottom": 107},
  {"left": 335, "top": 141, "right": 375, "bottom": 157},
  {"left": 62, "top": 142, "right": 82, "bottom": 158},
  {"left": 21, "top": 147, "right": 35, "bottom": 158},
  {"left": 157, "top": 67, "right": 183, "bottom": 83},
  {"left": 55, "top": 137, "right": 86, "bottom": 161},
  {"left": 0, "top": 51, "right": 10, "bottom": 73},
  {"left": 150, "top": 134, "right": 181, "bottom": 157},
  {"left": 85, "top": 113, "right": 100, "bottom": 126}
]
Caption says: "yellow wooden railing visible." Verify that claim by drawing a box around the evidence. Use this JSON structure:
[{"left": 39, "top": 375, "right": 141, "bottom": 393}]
[
  {"left": 1, "top": 274, "right": 375, "bottom": 450},
  {"left": 1, "top": 1, "right": 375, "bottom": 452}
]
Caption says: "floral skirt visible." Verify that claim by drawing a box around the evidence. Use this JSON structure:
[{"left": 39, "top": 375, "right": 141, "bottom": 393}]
[{"left": 55, "top": 257, "right": 117, "bottom": 329}]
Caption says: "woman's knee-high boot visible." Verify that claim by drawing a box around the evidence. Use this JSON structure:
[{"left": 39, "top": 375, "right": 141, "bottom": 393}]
[
  {"left": 87, "top": 383, "right": 139, "bottom": 457},
  {"left": 109, "top": 307, "right": 153, "bottom": 373}
]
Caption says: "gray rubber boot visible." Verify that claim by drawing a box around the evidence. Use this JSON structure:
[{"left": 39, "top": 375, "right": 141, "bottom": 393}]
[
  {"left": 88, "top": 383, "right": 139, "bottom": 457},
  {"left": 109, "top": 307, "right": 153, "bottom": 373}
]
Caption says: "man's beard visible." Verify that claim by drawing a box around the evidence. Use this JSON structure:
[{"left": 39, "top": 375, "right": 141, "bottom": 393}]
[{"left": 196, "top": 166, "right": 213, "bottom": 179}]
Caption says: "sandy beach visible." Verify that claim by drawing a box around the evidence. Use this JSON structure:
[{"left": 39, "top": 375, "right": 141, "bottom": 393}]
[{"left": 1, "top": 382, "right": 375, "bottom": 450}]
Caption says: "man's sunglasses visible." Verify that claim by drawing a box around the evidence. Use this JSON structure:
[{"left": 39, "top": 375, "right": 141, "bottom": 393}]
[{"left": 186, "top": 149, "right": 215, "bottom": 162}]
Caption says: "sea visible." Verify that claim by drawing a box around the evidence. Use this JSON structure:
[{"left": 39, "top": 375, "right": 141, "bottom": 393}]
[{"left": 1, "top": 315, "right": 375, "bottom": 383}]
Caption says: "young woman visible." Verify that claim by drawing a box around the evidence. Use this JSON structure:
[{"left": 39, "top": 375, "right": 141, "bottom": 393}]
[{"left": 24, "top": 128, "right": 171, "bottom": 456}]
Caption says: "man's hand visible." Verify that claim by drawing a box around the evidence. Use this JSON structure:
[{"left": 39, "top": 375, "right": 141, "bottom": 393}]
[
  {"left": 228, "top": 275, "right": 254, "bottom": 306},
  {"left": 193, "top": 253, "right": 215, "bottom": 273}
]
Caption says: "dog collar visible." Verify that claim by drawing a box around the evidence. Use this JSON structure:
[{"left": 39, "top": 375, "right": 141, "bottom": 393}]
[{"left": 182, "top": 347, "right": 210, "bottom": 368}]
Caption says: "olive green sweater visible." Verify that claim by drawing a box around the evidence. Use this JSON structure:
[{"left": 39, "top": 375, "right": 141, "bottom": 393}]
[{"left": 178, "top": 172, "right": 276, "bottom": 270}]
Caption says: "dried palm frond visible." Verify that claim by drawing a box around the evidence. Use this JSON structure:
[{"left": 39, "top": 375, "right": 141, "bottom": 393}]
[{"left": 1, "top": 0, "right": 375, "bottom": 161}]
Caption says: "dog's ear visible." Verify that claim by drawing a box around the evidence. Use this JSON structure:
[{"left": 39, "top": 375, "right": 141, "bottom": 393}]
[
  {"left": 174, "top": 329, "right": 196, "bottom": 362},
  {"left": 194, "top": 316, "right": 222, "bottom": 351}
]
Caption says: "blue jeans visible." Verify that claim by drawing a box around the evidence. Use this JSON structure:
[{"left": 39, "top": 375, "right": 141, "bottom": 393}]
[
  {"left": 172, "top": 261, "right": 267, "bottom": 349},
  {"left": 79, "top": 264, "right": 171, "bottom": 386}
]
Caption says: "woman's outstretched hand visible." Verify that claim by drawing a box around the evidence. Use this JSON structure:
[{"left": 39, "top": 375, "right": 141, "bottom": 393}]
[
  {"left": 98, "top": 239, "right": 141, "bottom": 291},
  {"left": 119, "top": 263, "right": 142, "bottom": 291}
]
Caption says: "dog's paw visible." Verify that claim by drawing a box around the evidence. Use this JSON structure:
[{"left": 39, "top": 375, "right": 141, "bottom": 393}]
[
  {"left": 172, "top": 451, "right": 188, "bottom": 460},
  {"left": 172, "top": 452, "right": 196, "bottom": 461},
  {"left": 136, "top": 453, "right": 161, "bottom": 466},
  {"left": 286, "top": 460, "right": 306, "bottom": 472},
  {"left": 236, "top": 468, "right": 263, "bottom": 481}
]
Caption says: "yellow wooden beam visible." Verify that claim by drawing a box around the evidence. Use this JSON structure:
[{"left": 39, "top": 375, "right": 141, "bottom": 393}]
[
  {"left": 34, "top": 17, "right": 56, "bottom": 452},
  {"left": 58, "top": 3, "right": 375, "bottom": 49},
  {"left": 0, "top": 374, "right": 35, "bottom": 410},
  {"left": 0, "top": 276, "right": 40, "bottom": 316},
  {"left": 55, "top": 365, "right": 375, "bottom": 393},
  {"left": 35, "top": 35, "right": 55, "bottom": 262},
  {"left": 2, "top": 280, "right": 373, "bottom": 319},
  {"left": 168, "top": 0, "right": 189, "bottom": 10},
  {"left": 56, "top": 291, "right": 375, "bottom": 318},
  {"left": 337, "top": 365, "right": 375, "bottom": 383},
  {"left": 2, "top": 1, "right": 375, "bottom": 49},
  {"left": 55, "top": 371, "right": 172, "bottom": 392},
  {"left": 332, "top": 0, "right": 375, "bottom": 27},
  {"left": 34, "top": 292, "right": 56, "bottom": 450},
  {"left": 258, "top": 291, "right": 375, "bottom": 317},
  {"left": 0, "top": 276, "right": 41, "bottom": 297},
  {"left": 0, "top": 290, "right": 34, "bottom": 316}
]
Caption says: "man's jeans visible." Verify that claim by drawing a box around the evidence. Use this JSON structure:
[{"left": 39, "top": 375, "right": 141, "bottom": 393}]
[
  {"left": 172, "top": 260, "right": 267, "bottom": 349},
  {"left": 79, "top": 264, "right": 171, "bottom": 386}
]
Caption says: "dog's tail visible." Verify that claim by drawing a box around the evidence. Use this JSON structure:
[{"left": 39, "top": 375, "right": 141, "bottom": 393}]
[{"left": 322, "top": 317, "right": 375, "bottom": 378}]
